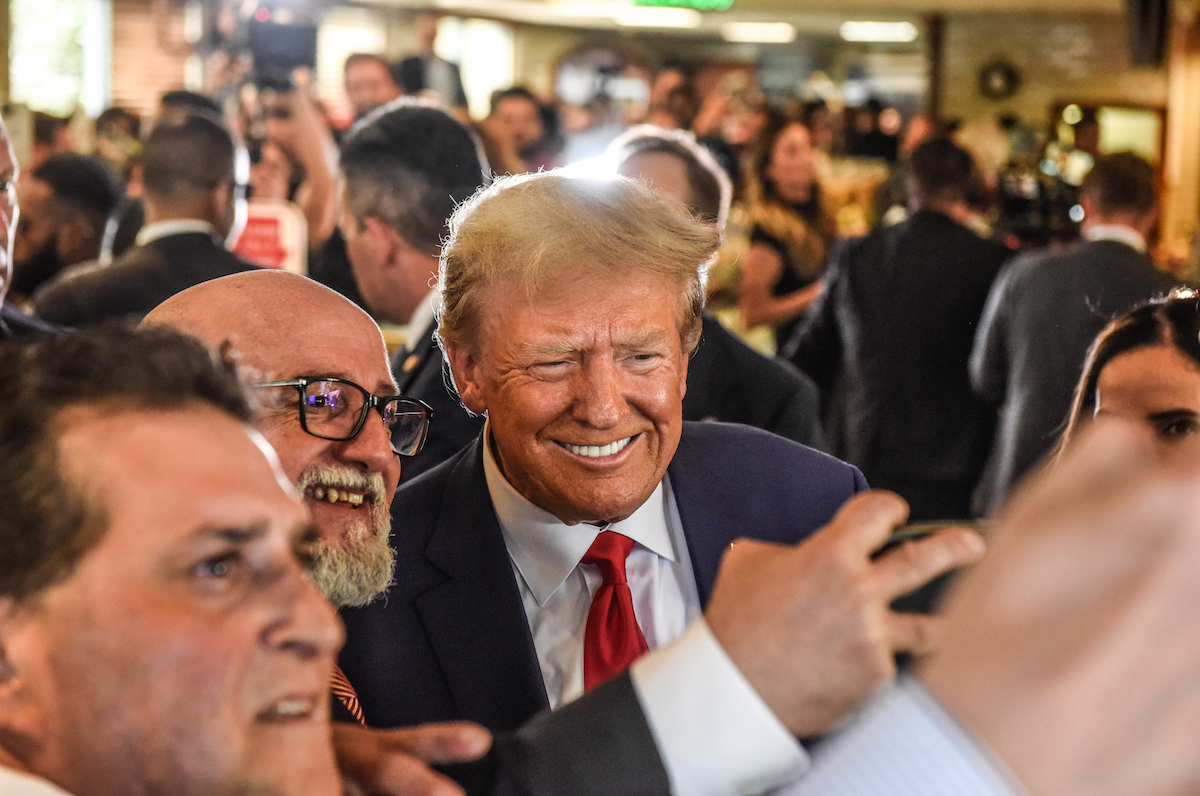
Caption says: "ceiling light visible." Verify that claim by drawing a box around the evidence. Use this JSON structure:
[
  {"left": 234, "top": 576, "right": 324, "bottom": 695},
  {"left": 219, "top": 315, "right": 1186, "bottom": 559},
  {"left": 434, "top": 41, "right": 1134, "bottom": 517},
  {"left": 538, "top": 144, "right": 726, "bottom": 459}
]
[
  {"left": 721, "top": 22, "right": 796, "bottom": 43},
  {"left": 614, "top": 6, "right": 702, "bottom": 27},
  {"left": 839, "top": 21, "right": 918, "bottom": 42}
]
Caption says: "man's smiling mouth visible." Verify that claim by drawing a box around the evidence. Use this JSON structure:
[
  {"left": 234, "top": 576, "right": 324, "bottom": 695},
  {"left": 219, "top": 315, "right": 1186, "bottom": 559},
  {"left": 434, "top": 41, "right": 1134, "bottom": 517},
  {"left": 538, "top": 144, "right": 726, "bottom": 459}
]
[
  {"left": 560, "top": 436, "right": 633, "bottom": 458},
  {"left": 304, "top": 485, "right": 367, "bottom": 507}
]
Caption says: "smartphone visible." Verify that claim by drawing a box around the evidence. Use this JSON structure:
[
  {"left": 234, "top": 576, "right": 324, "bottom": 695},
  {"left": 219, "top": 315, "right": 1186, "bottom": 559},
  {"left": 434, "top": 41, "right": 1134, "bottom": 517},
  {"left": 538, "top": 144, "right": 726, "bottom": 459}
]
[{"left": 877, "top": 520, "right": 989, "bottom": 614}]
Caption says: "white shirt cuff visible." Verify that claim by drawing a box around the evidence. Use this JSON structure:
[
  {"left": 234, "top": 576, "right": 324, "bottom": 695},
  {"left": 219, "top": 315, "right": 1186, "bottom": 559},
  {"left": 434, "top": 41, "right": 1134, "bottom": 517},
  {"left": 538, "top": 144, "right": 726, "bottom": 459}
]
[
  {"left": 772, "top": 677, "right": 1028, "bottom": 796},
  {"left": 630, "top": 618, "right": 809, "bottom": 796}
]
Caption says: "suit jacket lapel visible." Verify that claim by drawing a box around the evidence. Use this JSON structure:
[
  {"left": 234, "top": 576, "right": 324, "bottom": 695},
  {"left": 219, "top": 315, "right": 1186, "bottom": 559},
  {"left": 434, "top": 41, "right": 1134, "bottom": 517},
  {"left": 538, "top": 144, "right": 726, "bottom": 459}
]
[
  {"left": 414, "top": 438, "right": 551, "bottom": 731},
  {"left": 666, "top": 427, "right": 729, "bottom": 607},
  {"left": 394, "top": 321, "right": 439, "bottom": 394}
]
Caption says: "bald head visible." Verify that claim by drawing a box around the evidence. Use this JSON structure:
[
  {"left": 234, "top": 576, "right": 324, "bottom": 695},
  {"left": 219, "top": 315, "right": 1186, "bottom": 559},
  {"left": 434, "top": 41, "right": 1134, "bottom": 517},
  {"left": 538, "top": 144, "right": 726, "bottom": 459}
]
[
  {"left": 145, "top": 270, "right": 389, "bottom": 380},
  {"left": 144, "top": 270, "right": 402, "bottom": 608}
]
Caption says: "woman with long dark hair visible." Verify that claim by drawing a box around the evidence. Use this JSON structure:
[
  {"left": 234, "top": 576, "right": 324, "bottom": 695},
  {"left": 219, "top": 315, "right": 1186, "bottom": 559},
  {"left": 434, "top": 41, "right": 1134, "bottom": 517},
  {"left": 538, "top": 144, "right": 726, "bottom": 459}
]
[
  {"left": 738, "top": 116, "right": 836, "bottom": 350},
  {"left": 1059, "top": 288, "right": 1199, "bottom": 458}
]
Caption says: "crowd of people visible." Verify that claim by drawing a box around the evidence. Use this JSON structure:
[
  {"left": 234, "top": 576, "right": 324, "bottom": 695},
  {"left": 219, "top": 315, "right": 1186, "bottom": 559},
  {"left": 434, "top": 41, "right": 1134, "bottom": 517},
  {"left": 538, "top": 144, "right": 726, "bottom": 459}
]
[{"left": 1, "top": 43, "right": 1200, "bottom": 796}]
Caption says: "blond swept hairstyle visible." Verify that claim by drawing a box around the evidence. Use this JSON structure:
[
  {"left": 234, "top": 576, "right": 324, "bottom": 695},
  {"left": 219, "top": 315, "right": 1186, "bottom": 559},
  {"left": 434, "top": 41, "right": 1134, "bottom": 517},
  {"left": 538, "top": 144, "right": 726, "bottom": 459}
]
[{"left": 437, "top": 171, "right": 720, "bottom": 353}]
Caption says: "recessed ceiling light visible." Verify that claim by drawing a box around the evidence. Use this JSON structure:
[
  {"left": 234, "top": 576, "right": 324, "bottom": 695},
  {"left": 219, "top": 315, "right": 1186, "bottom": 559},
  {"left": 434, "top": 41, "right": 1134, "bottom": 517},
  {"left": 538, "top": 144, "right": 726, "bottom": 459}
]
[
  {"left": 721, "top": 22, "right": 796, "bottom": 43},
  {"left": 614, "top": 6, "right": 703, "bottom": 27},
  {"left": 839, "top": 21, "right": 918, "bottom": 42}
]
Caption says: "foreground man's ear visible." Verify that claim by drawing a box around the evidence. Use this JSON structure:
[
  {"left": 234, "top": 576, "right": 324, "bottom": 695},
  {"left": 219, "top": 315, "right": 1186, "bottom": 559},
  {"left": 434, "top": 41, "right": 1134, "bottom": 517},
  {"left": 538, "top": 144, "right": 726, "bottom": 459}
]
[{"left": 0, "top": 599, "right": 47, "bottom": 755}]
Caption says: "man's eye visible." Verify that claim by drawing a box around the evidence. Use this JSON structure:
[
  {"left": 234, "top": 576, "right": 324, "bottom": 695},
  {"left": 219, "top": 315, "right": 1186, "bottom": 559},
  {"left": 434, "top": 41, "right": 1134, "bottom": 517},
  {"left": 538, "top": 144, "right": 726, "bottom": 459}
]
[{"left": 196, "top": 553, "right": 239, "bottom": 579}]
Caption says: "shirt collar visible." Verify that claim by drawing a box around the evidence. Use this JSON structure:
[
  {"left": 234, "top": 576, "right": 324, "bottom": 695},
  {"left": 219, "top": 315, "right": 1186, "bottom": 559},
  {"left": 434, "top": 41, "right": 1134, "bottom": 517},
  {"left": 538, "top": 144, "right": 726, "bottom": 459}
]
[
  {"left": 135, "top": 219, "right": 222, "bottom": 247},
  {"left": 482, "top": 419, "right": 677, "bottom": 606},
  {"left": 1084, "top": 224, "right": 1147, "bottom": 253},
  {"left": 407, "top": 288, "right": 438, "bottom": 340}
]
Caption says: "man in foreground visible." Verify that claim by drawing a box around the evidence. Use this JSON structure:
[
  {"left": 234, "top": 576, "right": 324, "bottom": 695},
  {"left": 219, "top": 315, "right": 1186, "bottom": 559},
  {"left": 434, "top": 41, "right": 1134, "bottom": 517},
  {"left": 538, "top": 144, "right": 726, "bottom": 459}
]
[{"left": 0, "top": 326, "right": 344, "bottom": 796}]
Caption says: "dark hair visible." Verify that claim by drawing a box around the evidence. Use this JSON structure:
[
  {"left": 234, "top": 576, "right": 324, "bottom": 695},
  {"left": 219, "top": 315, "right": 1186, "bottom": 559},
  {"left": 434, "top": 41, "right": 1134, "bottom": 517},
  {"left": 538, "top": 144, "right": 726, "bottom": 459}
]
[
  {"left": 159, "top": 90, "right": 222, "bottom": 116},
  {"left": 32, "top": 112, "right": 67, "bottom": 146},
  {"left": 0, "top": 325, "right": 253, "bottom": 603},
  {"left": 340, "top": 103, "right": 488, "bottom": 256},
  {"left": 612, "top": 132, "right": 726, "bottom": 225},
  {"left": 344, "top": 53, "right": 399, "bottom": 84},
  {"left": 1081, "top": 151, "right": 1157, "bottom": 218},
  {"left": 95, "top": 106, "right": 141, "bottom": 140},
  {"left": 906, "top": 136, "right": 981, "bottom": 207},
  {"left": 141, "top": 111, "right": 236, "bottom": 200},
  {"left": 750, "top": 115, "right": 822, "bottom": 221},
  {"left": 32, "top": 154, "right": 122, "bottom": 219},
  {"left": 489, "top": 86, "right": 540, "bottom": 116},
  {"left": 1059, "top": 289, "right": 1195, "bottom": 452}
]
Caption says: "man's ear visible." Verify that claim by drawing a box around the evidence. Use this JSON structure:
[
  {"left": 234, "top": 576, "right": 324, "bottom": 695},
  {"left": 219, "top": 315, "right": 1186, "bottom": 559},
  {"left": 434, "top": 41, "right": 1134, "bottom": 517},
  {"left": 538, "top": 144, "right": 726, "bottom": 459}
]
[
  {"left": 0, "top": 599, "right": 42, "bottom": 745},
  {"left": 443, "top": 339, "right": 487, "bottom": 415},
  {"left": 361, "top": 216, "right": 405, "bottom": 268}
]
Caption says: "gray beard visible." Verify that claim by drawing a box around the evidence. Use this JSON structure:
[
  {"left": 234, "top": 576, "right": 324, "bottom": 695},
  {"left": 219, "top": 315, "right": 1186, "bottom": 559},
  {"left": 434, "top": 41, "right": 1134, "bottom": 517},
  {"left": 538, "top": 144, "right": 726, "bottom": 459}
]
[{"left": 311, "top": 516, "right": 394, "bottom": 607}]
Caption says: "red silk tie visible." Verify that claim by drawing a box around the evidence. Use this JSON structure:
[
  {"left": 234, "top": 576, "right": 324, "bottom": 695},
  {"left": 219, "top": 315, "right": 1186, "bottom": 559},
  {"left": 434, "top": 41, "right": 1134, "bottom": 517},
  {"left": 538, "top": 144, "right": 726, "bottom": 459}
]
[{"left": 582, "top": 530, "right": 649, "bottom": 691}]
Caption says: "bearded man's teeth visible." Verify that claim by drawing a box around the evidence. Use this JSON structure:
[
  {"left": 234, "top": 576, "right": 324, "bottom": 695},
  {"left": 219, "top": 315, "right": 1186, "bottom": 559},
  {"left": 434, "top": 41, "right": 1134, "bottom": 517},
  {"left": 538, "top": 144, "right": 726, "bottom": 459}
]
[
  {"left": 566, "top": 437, "right": 631, "bottom": 458},
  {"left": 305, "top": 486, "right": 367, "bottom": 507}
]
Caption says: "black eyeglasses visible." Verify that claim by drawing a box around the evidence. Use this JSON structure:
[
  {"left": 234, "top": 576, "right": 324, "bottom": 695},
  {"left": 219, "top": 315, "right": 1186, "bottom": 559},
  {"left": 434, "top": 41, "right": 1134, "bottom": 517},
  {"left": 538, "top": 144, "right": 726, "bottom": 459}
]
[{"left": 257, "top": 377, "right": 433, "bottom": 457}]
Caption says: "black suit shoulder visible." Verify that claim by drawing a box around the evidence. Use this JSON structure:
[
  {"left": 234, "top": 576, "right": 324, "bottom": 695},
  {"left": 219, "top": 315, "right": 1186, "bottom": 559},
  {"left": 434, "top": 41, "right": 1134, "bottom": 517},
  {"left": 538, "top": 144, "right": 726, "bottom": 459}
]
[
  {"left": 684, "top": 315, "right": 826, "bottom": 450},
  {"left": 32, "top": 232, "right": 257, "bottom": 326}
]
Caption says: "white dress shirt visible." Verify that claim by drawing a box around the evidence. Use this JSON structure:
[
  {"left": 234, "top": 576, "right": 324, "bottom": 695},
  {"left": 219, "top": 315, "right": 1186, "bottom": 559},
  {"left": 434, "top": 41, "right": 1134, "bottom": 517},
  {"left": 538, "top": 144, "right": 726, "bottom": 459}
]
[
  {"left": 774, "top": 677, "right": 1027, "bottom": 796},
  {"left": 482, "top": 425, "right": 808, "bottom": 795},
  {"left": 1084, "top": 223, "right": 1147, "bottom": 253},
  {"left": 134, "top": 219, "right": 223, "bottom": 247},
  {"left": 0, "top": 767, "right": 73, "bottom": 796},
  {"left": 482, "top": 426, "right": 701, "bottom": 708}
]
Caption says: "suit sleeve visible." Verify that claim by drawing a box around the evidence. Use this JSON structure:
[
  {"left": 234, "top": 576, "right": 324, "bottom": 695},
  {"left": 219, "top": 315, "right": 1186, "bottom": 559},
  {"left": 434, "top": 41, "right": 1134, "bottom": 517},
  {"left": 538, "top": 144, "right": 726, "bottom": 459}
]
[
  {"left": 969, "top": 264, "right": 1015, "bottom": 407},
  {"left": 785, "top": 239, "right": 847, "bottom": 389},
  {"left": 487, "top": 673, "right": 671, "bottom": 796}
]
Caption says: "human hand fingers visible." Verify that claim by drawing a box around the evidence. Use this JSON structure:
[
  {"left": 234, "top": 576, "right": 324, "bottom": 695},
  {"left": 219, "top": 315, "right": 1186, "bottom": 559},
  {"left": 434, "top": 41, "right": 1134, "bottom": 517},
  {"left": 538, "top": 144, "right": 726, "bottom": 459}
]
[
  {"left": 373, "top": 721, "right": 493, "bottom": 764},
  {"left": 919, "top": 420, "right": 1200, "bottom": 796},
  {"left": 808, "top": 489, "right": 911, "bottom": 559},
  {"left": 885, "top": 612, "right": 943, "bottom": 658},
  {"left": 872, "top": 525, "right": 986, "bottom": 601},
  {"left": 332, "top": 721, "right": 490, "bottom": 796}
]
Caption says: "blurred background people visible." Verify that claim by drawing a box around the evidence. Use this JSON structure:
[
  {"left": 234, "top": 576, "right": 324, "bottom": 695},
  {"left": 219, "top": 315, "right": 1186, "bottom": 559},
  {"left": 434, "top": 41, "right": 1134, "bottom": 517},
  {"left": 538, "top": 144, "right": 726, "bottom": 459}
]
[
  {"left": 9, "top": 153, "right": 121, "bottom": 306},
  {"left": 739, "top": 115, "right": 835, "bottom": 351},
  {"left": 788, "top": 137, "right": 1012, "bottom": 520},
  {"left": 477, "top": 86, "right": 561, "bottom": 175},
  {"left": 397, "top": 12, "right": 468, "bottom": 120},
  {"left": 609, "top": 124, "right": 825, "bottom": 450},
  {"left": 343, "top": 53, "right": 403, "bottom": 121},
  {"left": 32, "top": 110, "right": 255, "bottom": 326},
  {"left": 971, "top": 151, "right": 1174, "bottom": 513}
]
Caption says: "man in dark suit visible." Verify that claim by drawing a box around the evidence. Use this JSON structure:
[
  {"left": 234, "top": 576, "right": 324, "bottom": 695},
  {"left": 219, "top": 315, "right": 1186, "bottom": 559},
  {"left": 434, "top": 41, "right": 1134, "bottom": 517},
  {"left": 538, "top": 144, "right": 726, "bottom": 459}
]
[
  {"left": 788, "top": 137, "right": 1013, "bottom": 520},
  {"left": 338, "top": 101, "right": 489, "bottom": 484},
  {"left": 339, "top": 172, "right": 980, "bottom": 793},
  {"left": 969, "top": 152, "right": 1175, "bottom": 514},
  {"left": 32, "top": 109, "right": 257, "bottom": 326}
]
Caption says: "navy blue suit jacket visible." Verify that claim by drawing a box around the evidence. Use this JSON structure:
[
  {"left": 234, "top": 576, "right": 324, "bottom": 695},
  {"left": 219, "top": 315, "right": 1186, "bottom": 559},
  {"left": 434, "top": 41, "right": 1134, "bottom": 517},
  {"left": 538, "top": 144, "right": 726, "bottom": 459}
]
[{"left": 339, "top": 421, "right": 866, "bottom": 732}]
